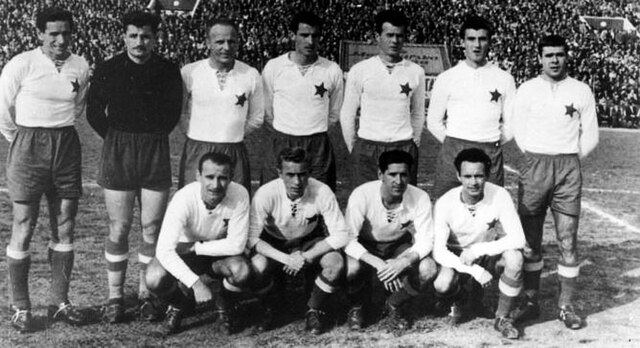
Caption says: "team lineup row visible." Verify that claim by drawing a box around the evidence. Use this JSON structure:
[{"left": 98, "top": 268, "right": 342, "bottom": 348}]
[{"left": 0, "top": 6, "right": 598, "bottom": 340}]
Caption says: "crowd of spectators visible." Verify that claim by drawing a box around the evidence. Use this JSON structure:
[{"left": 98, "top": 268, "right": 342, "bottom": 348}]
[{"left": 1, "top": 0, "right": 639, "bottom": 128}]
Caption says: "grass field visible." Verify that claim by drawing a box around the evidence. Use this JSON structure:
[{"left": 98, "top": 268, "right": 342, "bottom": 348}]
[{"left": 1, "top": 119, "right": 640, "bottom": 347}]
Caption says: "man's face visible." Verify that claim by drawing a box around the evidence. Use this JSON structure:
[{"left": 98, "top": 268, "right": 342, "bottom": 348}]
[
  {"left": 278, "top": 161, "right": 309, "bottom": 201},
  {"left": 379, "top": 163, "right": 410, "bottom": 199},
  {"left": 540, "top": 46, "right": 568, "bottom": 80},
  {"left": 457, "top": 161, "right": 487, "bottom": 200},
  {"left": 377, "top": 22, "right": 405, "bottom": 59},
  {"left": 463, "top": 28, "right": 490, "bottom": 66},
  {"left": 38, "top": 21, "right": 72, "bottom": 60},
  {"left": 124, "top": 25, "right": 156, "bottom": 62},
  {"left": 207, "top": 24, "right": 239, "bottom": 66},
  {"left": 294, "top": 23, "right": 320, "bottom": 58},
  {"left": 198, "top": 160, "right": 231, "bottom": 207}
]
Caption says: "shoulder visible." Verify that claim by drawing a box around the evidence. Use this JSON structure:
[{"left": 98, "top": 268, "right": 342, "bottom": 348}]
[
  {"left": 566, "top": 77, "right": 592, "bottom": 93},
  {"left": 487, "top": 64, "right": 515, "bottom": 81},
  {"left": 308, "top": 178, "right": 335, "bottom": 199},
  {"left": 226, "top": 182, "right": 250, "bottom": 205},
  {"left": 263, "top": 54, "right": 288, "bottom": 71},
  {"left": 406, "top": 184, "right": 431, "bottom": 204},
  {"left": 349, "top": 181, "right": 377, "bottom": 201},
  {"left": 517, "top": 77, "right": 539, "bottom": 92},
  {"left": 254, "top": 179, "right": 281, "bottom": 202},
  {"left": 2, "top": 50, "right": 36, "bottom": 75},
  {"left": 181, "top": 59, "right": 205, "bottom": 74},
  {"left": 435, "top": 186, "right": 460, "bottom": 210},
  {"left": 318, "top": 57, "right": 342, "bottom": 72}
]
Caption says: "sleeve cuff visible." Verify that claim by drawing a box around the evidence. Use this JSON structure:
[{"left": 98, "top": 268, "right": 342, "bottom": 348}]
[
  {"left": 345, "top": 241, "right": 367, "bottom": 260},
  {"left": 409, "top": 244, "right": 429, "bottom": 260},
  {"left": 180, "top": 272, "right": 199, "bottom": 289}
]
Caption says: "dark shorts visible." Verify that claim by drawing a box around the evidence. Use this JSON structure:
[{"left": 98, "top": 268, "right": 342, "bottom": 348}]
[
  {"left": 359, "top": 233, "right": 413, "bottom": 260},
  {"left": 179, "top": 137, "right": 250, "bottom": 192},
  {"left": 351, "top": 138, "right": 418, "bottom": 188},
  {"left": 261, "top": 130, "right": 336, "bottom": 191},
  {"left": 98, "top": 129, "right": 172, "bottom": 191},
  {"left": 517, "top": 152, "right": 581, "bottom": 217},
  {"left": 259, "top": 224, "right": 327, "bottom": 255},
  {"left": 433, "top": 136, "right": 503, "bottom": 199},
  {"left": 7, "top": 126, "right": 82, "bottom": 201},
  {"left": 448, "top": 247, "right": 502, "bottom": 279}
]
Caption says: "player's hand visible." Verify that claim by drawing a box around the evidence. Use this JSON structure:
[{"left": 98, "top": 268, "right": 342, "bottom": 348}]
[
  {"left": 377, "top": 258, "right": 410, "bottom": 283},
  {"left": 470, "top": 265, "right": 493, "bottom": 288},
  {"left": 176, "top": 242, "right": 196, "bottom": 255},
  {"left": 192, "top": 277, "right": 213, "bottom": 304},
  {"left": 459, "top": 249, "right": 478, "bottom": 266},
  {"left": 383, "top": 278, "right": 404, "bottom": 293},
  {"left": 285, "top": 251, "right": 305, "bottom": 274}
]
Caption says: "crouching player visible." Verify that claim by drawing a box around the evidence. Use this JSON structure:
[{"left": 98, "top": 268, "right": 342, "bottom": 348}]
[
  {"left": 344, "top": 150, "right": 437, "bottom": 330},
  {"left": 248, "top": 148, "right": 349, "bottom": 334},
  {"left": 145, "top": 153, "right": 251, "bottom": 335},
  {"left": 432, "top": 148, "right": 525, "bottom": 339}
]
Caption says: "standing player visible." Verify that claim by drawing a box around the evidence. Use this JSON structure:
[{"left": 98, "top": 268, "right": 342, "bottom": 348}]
[
  {"left": 179, "top": 18, "right": 263, "bottom": 192},
  {"left": 249, "top": 148, "right": 349, "bottom": 334},
  {"left": 344, "top": 150, "right": 437, "bottom": 330},
  {"left": 0, "top": 7, "right": 90, "bottom": 332},
  {"left": 511, "top": 35, "right": 598, "bottom": 330},
  {"left": 427, "top": 15, "right": 516, "bottom": 199},
  {"left": 340, "top": 10, "right": 425, "bottom": 186},
  {"left": 432, "top": 148, "right": 525, "bottom": 339},
  {"left": 261, "top": 11, "right": 344, "bottom": 191},
  {"left": 86, "top": 11, "right": 182, "bottom": 323},
  {"left": 146, "top": 153, "right": 251, "bottom": 335}
]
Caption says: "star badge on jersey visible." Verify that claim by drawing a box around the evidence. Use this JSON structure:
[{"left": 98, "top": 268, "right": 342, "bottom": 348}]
[
  {"left": 565, "top": 103, "right": 577, "bottom": 117},
  {"left": 486, "top": 218, "right": 499, "bottom": 230},
  {"left": 489, "top": 89, "right": 501, "bottom": 102},
  {"left": 71, "top": 78, "right": 80, "bottom": 93},
  {"left": 314, "top": 82, "right": 328, "bottom": 97},
  {"left": 235, "top": 93, "right": 247, "bottom": 106},
  {"left": 400, "top": 82, "right": 412, "bottom": 96},
  {"left": 400, "top": 220, "right": 414, "bottom": 230},
  {"left": 223, "top": 219, "right": 230, "bottom": 228}
]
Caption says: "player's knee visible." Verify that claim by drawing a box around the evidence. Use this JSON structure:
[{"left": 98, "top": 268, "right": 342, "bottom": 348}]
[
  {"left": 503, "top": 249, "right": 523, "bottom": 272},
  {"left": 418, "top": 257, "right": 438, "bottom": 283},
  {"left": 320, "top": 252, "right": 344, "bottom": 282},
  {"left": 226, "top": 257, "right": 251, "bottom": 287},
  {"left": 345, "top": 256, "right": 362, "bottom": 282},
  {"left": 141, "top": 217, "right": 163, "bottom": 237},
  {"left": 433, "top": 269, "right": 455, "bottom": 294},
  {"left": 108, "top": 218, "right": 132, "bottom": 242},
  {"left": 145, "top": 259, "right": 170, "bottom": 294}
]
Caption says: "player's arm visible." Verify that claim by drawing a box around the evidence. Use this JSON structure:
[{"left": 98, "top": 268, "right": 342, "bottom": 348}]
[
  {"left": 426, "top": 74, "right": 448, "bottom": 143},
  {"left": 344, "top": 189, "right": 387, "bottom": 270},
  {"left": 499, "top": 76, "right": 517, "bottom": 144},
  {"left": 159, "top": 64, "right": 183, "bottom": 133},
  {"left": 327, "top": 65, "right": 345, "bottom": 128},
  {"left": 179, "top": 64, "right": 193, "bottom": 134},
  {"left": 410, "top": 68, "right": 426, "bottom": 147},
  {"left": 86, "top": 63, "right": 110, "bottom": 138},
  {"left": 339, "top": 68, "right": 362, "bottom": 153},
  {"left": 261, "top": 61, "right": 275, "bottom": 129},
  {"left": 73, "top": 61, "right": 91, "bottom": 120},
  {"left": 244, "top": 68, "right": 265, "bottom": 135},
  {"left": 194, "top": 192, "right": 250, "bottom": 257},
  {"left": 578, "top": 87, "right": 599, "bottom": 158},
  {"left": 302, "top": 188, "right": 350, "bottom": 262},
  {"left": 511, "top": 85, "right": 528, "bottom": 153},
  {"left": 0, "top": 57, "right": 24, "bottom": 142}
]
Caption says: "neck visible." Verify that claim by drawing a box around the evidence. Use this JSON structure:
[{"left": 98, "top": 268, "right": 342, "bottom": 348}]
[
  {"left": 209, "top": 57, "right": 234, "bottom": 72},
  {"left": 380, "top": 190, "right": 402, "bottom": 210},
  {"left": 290, "top": 51, "right": 317, "bottom": 66},
  {"left": 541, "top": 73, "right": 567, "bottom": 83},
  {"left": 465, "top": 58, "right": 487, "bottom": 69},
  {"left": 460, "top": 191, "right": 483, "bottom": 206},
  {"left": 42, "top": 48, "right": 70, "bottom": 61},
  {"left": 379, "top": 53, "right": 402, "bottom": 64},
  {"left": 127, "top": 52, "right": 151, "bottom": 65},
  {"left": 203, "top": 198, "right": 222, "bottom": 210}
]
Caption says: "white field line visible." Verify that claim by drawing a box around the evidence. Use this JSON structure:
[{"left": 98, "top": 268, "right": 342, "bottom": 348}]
[
  {"left": 600, "top": 127, "right": 640, "bottom": 134},
  {"left": 504, "top": 165, "right": 640, "bottom": 233}
]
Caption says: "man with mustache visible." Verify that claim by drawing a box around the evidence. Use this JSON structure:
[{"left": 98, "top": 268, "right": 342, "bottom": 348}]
[
  {"left": 432, "top": 148, "right": 525, "bottom": 339},
  {"left": 261, "top": 11, "right": 344, "bottom": 191},
  {"left": 249, "top": 147, "right": 349, "bottom": 334},
  {"left": 340, "top": 10, "right": 425, "bottom": 187},
  {"left": 179, "top": 18, "right": 263, "bottom": 192},
  {"left": 427, "top": 15, "right": 516, "bottom": 199},
  {"left": 511, "top": 35, "right": 599, "bottom": 330},
  {"left": 0, "top": 7, "right": 90, "bottom": 332},
  {"left": 87, "top": 10, "right": 182, "bottom": 324},
  {"left": 145, "top": 153, "right": 251, "bottom": 335},
  {"left": 344, "top": 150, "right": 437, "bottom": 331}
]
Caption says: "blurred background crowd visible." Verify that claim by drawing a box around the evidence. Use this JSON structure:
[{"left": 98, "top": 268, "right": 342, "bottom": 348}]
[{"left": 1, "top": 0, "right": 638, "bottom": 128}]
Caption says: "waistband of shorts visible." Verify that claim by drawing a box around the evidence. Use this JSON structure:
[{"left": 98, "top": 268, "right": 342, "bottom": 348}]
[
  {"left": 274, "top": 129, "right": 328, "bottom": 139},
  {"left": 357, "top": 137, "right": 414, "bottom": 147},
  {"left": 445, "top": 136, "right": 500, "bottom": 147},
  {"left": 17, "top": 125, "right": 75, "bottom": 133},
  {"left": 108, "top": 128, "right": 168, "bottom": 139},
  {"left": 186, "top": 137, "right": 244, "bottom": 147},
  {"left": 524, "top": 151, "right": 579, "bottom": 159}
]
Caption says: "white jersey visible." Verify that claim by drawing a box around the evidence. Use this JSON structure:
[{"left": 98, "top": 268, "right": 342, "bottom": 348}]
[
  {"left": 181, "top": 59, "right": 263, "bottom": 143},
  {"left": 344, "top": 180, "right": 434, "bottom": 260},
  {"left": 0, "top": 48, "right": 90, "bottom": 141},
  {"left": 262, "top": 53, "right": 344, "bottom": 135},
  {"left": 248, "top": 177, "right": 349, "bottom": 250},
  {"left": 513, "top": 76, "right": 598, "bottom": 158},
  {"left": 427, "top": 61, "right": 516, "bottom": 143},
  {"left": 433, "top": 182, "right": 525, "bottom": 274},
  {"left": 156, "top": 182, "right": 250, "bottom": 288},
  {"left": 340, "top": 56, "right": 425, "bottom": 151}
]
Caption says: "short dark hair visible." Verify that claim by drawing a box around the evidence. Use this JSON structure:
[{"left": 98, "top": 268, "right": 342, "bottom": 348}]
[
  {"left": 36, "top": 7, "right": 73, "bottom": 32},
  {"left": 208, "top": 17, "right": 239, "bottom": 34},
  {"left": 198, "top": 152, "right": 233, "bottom": 174},
  {"left": 122, "top": 11, "right": 160, "bottom": 34},
  {"left": 538, "top": 34, "right": 568, "bottom": 56},
  {"left": 454, "top": 148, "right": 491, "bottom": 176},
  {"left": 374, "top": 10, "right": 408, "bottom": 34},
  {"left": 378, "top": 150, "right": 413, "bottom": 173},
  {"left": 276, "top": 147, "right": 309, "bottom": 169},
  {"left": 290, "top": 11, "right": 322, "bottom": 32},
  {"left": 459, "top": 15, "right": 493, "bottom": 39}
]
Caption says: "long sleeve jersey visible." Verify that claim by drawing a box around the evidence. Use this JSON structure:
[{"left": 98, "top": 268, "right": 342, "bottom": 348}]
[
  {"left": 86, "top": 53, "right": 182, "bottom": 137},
  {"left": 248, "top": 177, "right": 349, "bottom": 250},
  {"left": 182, "top": 59, "right": 263, "bottom": 143},
  {"left": 340, "top": 56, "right": 425, "bottom": 150},
  {"left": 344, "top": 180, "right": 434, "bottom": 260},
  {"left": 427, "top": 61, "right": 516, "bottom": 143},
  {"left": 262, "top": 53, "right": 344, "bottom": 135},
  {"left": 156, "top": 182, "right": 249, "bottom": 288},
  {"left": 0, "top": 48, "right": 89, "bottom": 141}
]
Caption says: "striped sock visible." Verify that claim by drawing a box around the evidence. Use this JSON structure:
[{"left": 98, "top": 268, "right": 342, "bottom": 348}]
[{"left": 105, "top": 239, "right": 128, "bottom": 300}]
